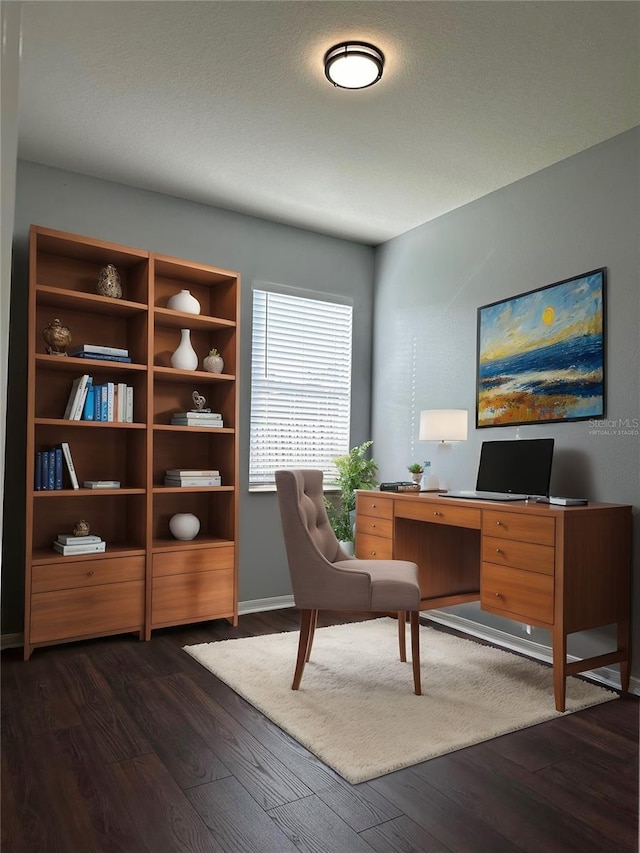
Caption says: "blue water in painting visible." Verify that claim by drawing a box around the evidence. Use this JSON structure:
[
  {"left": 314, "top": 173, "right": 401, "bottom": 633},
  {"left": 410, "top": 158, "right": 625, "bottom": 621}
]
[{"left": 479, "top": 334, "right": 603, "bottom": 398}]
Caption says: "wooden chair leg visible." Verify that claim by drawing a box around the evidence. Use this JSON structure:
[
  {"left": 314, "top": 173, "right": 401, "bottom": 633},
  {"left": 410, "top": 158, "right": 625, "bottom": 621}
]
[
  {"left": 305, "top": 609, "right": 318, "bottom": 662},
  {"left": 410, "top": 611, "right": 421, "bottom": 696},
  {"left": 292, "top": 609, "right": 314, "bottom": 690},
  {"left": 397, "top": 611, "right": 407, "bottom": 662}
]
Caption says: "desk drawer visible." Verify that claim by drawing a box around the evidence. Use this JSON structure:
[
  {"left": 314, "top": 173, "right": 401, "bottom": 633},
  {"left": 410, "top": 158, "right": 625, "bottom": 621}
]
[
  {"left": 356, "top": 515, "right": 393, "bottom": 539},
  {"left": 482, "top": 563, "right": 553, "bottom": 625},
  {"left": 356, "top": 495, "right": 393, "bottom": 519},
  {"left": 152, "top": 568, "right": 234, "bottom": 625},
  {"left": 356, "top": 532, "right": 393, "bottom": 560},
  {"left": 153, "top": 546, "right": 234, "bottom": 577},
  {"left": 483, "top": 511, "right": 555, "bottom": 545},
  {"left": 482, "top": 536, "right": 554, "bottom": 575},
  {"left": 395, "top": 501, "right": 481, "bottom": 530}
]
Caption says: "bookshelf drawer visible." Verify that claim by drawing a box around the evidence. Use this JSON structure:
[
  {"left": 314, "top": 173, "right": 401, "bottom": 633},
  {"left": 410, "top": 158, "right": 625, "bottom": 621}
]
[
  {"left": 30, "top": 580, "right": 144, "bottom": 643},
  {"left": 151, "top": 568, "right": 234, "bottom": 625},
  {"left": 483, "top": 511, "right": 555, "bottom": 545},
  {"left": 481, "top": 563, "right": 554, "bottom": 625},
  {"left": 481, "top": 536, "right": 554, "bottom": 575},
  {"left": 355, "top": 532, "right": 393, "bottom": 560},
  {"left": 32, "top": 556, "right": 145, "bottom": 593},
  {"left": 356, "top": 494, "right": 393, "bottom": 519},
  {"left": 152, "top": 546, "right": 235, "bottom": 577}
]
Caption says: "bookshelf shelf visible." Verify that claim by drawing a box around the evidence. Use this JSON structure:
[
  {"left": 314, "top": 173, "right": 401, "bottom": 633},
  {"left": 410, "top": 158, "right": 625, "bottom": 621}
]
[{"left": 24, "top": 225, "right": 240, "bottom": 658}]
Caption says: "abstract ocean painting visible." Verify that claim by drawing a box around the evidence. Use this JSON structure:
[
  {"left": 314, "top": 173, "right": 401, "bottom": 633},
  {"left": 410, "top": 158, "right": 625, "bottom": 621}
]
[{"left": 477, "top": 270, "right": 605, "bottom": 427}]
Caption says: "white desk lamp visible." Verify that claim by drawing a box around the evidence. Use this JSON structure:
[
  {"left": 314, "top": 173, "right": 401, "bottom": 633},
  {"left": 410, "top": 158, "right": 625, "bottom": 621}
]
[{"left": 419, "top": 409, "right": 468, "bottom": 489}]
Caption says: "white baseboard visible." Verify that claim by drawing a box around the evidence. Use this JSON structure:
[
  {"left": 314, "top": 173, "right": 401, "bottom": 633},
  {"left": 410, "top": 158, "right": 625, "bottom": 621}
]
[
  {"left": 423, "top": 610, "right": 640, "bottom": 697},
  {"left": 239, "top": 595, "right": 295, "bottom": 615}
]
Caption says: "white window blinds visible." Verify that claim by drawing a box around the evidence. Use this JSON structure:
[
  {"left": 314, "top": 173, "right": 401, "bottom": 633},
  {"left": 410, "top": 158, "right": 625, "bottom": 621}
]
[{"left": 249, "top": 288, "right": 353, "bottom": 485}]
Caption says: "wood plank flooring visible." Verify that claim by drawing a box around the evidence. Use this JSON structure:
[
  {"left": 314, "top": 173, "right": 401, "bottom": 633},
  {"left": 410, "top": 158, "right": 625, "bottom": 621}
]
[{"left": 2, "top": 610, "right": 638, "bottom": 852}]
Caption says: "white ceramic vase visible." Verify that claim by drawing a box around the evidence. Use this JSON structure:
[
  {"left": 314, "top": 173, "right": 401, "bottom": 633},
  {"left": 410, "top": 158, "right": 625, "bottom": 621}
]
[
  {"left": 169, "top": 512, "right": 200, "bottom": 541},
  {"left": 167, "top": 289, "right": 200, "bottom": 314},
  {"left": 171, "top": 328, "right": 198, "bottom": 370},
  {"left": 203, "top": 351, "right": 224, "bottom": 374}
]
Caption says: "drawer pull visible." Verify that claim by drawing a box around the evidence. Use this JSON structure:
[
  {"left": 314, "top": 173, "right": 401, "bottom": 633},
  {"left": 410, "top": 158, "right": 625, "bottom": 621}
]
[
  {"left": 496, "top": 520, "right": 503, "bottom": 526},
  {"left": 370, "top": 550, "right": 376, "bottom": 556},
  {"left": 87, "top": 570, "right": 94, "bottom": 576},
  {"left": 495, "top": 591, "right": 503, "bottom": 598},
  {"left": 371, "top": 523, "right": 376, "bottom": 528},
  {"left": 371, "top": 503, "right": 376, "bottom": 508},
  {"left": 495, "top": 548, "right": 502, "bottom": 554},
  {"left": 433, "top": 511, "right": 442, "bottom": 517}
]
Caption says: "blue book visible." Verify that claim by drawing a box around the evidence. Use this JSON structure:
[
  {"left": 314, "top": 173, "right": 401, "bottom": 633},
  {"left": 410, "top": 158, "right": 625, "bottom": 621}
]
[
  {"left": 93, "top": 384, "right": 102, "bottom": 421},
  {"left": 35, "top": 451, "right": 42, "bottom": 490},
  {"left": 41, "top": 450, "right": 49, "bottom": 491},
  {"left": 75, "top": 352, "right": 132, "bottom": 363},
  {"left": 47, "top": 449, "right": 56, "bottom": 490},
  {"left": 54, "top": 447, "right": 63, "bottom": 489},
  {"left": 83, "top": 384, "right": 95, "bottom": 420}
]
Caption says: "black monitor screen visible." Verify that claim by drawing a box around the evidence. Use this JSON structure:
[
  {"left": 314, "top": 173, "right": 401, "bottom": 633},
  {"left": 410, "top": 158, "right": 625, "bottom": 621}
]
[{"left": 476, "top": 438, "right": 554, "bottom": 497}]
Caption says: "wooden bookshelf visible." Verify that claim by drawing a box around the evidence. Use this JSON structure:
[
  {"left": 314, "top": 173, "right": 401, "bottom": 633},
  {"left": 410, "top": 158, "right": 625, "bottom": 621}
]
[{"left": 24, "top": 225, "right": 240, "bottom": 659}]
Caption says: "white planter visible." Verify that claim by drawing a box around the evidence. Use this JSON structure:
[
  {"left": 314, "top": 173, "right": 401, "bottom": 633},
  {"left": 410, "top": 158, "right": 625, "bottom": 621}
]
[
  {"left": 169, "top": 513, "right": 200, "bottom": 540},
  {"left": 167, "top": 289, "right": 200, "bottom": 314},
  {"left": 171, "top": 328, "right": 198, "bottom": 370},
  {"left": 203, "top": 352, "right": 224, "bottom": 374},
  {"left": 339, "top": 540, "right": 355, "bottom": 556}
]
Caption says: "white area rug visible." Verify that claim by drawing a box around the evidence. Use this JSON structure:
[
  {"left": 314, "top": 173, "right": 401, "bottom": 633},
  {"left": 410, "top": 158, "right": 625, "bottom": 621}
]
[{"left": 184, "top": 618, "right": 617, "bottom": 784}]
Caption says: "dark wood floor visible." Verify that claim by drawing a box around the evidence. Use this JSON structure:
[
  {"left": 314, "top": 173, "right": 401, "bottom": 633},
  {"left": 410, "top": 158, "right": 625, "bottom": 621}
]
[{"left": 2, "top": 610, "right": 638, "bottom": 853}]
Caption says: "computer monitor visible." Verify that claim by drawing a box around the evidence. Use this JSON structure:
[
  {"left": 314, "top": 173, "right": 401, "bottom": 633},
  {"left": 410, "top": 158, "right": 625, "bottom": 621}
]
[{"left": 476, "top": 438, "right": 555, "bottom": 497}]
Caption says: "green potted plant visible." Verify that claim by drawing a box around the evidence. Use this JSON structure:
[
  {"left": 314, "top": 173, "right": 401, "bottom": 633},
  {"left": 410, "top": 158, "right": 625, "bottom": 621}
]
[
  {"left": 407, "top": 462, "right": 424, "bottom": 484},
  {"left": 325, "top": 441, "right": 378, "bottom": 549}
]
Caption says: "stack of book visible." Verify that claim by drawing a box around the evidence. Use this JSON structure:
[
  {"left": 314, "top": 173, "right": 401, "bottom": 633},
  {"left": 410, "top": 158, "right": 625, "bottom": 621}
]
[
  {"left": 170, "top": 411, "right": 224, "bottom": 428},
  {"left": 35, "top": 442, "right": 78, "bottom": 490},
  {"left": 69, "top": 344, "right": 132, "bottom": 363},
  {"left": 53, "top": 533, "right": 106, "bottom": 556},
  {"left": 379, "top": 481, "right": 421, "bottom": 492},
  {"left": 164, "top": 469, "right": 221, "bottom": 487}
]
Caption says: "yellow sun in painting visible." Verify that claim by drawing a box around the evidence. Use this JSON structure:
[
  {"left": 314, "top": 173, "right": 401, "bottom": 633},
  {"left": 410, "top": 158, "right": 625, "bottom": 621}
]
[{"left": 542, "top": 306, "right": 555, "bottom": 325}]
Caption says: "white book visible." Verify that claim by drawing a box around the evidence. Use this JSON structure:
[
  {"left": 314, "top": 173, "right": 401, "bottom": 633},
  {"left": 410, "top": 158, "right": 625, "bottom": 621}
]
[
  {"left": 117, "top": 382, "right": 127, "bottom": 422},
  {"left": 125, "top": 386, "right": 134, "bottom": 422},
  {"left": 57, "top": 533, "right": 103, "bottom": 545},
  {"left": 60, "top": 441, "right": 79, "bottom": 489},
  {"left": 165, "top": 469, "right": 220, "bottom": 477},
  {"left": 63, "top": 375, "right": 87, "bottom": 420},
  {"left": 69, "top": 344, "right": 129, "bottom": 357},
  {"left": 172, "top": 411, "right": 222, "bottom": 419},
  {"left": 53, "top": 541, "right": 106, "bottom": 555},
  {"left": 106, "top": 382, "right": 115, "bottom": 422},
  {"left": 83, "top": 480, "right": 121, "bottom": 489},
  {"left": 164, "top": 476, "right": 222, "bottom": 487},
  {"left": 71, "top": 375, "right": 92, "bottom": 420},
  {"left": 171, "top": 419, "right": 224, "bottom": 428}
]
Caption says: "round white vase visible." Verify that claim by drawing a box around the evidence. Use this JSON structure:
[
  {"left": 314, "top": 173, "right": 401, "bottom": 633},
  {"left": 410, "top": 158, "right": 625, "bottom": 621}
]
[
  {"left": 169, "top": 513, "right": 200, "bottom": 540},
  {"left": 171, "top": 329, "right": 198, "bottom": 370},
  {"left": 167, "top": 289, "right": 201, "bottom": 314},
  {"left": 203, "top": 352, "right": 224, "bottom": 374}
]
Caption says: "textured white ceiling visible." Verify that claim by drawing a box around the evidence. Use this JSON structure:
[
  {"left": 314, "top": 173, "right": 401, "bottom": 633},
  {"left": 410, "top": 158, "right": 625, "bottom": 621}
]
[{"left": 17, "top": 1, "right": 640, "bottom": 244}]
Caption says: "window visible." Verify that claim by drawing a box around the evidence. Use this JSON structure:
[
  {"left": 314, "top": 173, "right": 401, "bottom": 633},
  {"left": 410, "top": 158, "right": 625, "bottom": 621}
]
[{"left": 249, "top": 286, "right": 353, "bottom": 487}]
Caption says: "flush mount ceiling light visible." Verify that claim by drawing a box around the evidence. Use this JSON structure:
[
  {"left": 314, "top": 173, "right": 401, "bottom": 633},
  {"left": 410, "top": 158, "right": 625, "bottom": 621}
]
[{"left": 324, "top": 41, "right": 384, "bottom": 89}]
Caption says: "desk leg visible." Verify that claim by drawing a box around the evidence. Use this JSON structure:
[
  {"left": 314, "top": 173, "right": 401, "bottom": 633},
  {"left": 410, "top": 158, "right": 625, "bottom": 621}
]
[
  {"left": 552, "top": 628, "right": 567, "bottom": 713},
  {"left": 618, "top": 617, "right": 631, "bottom": 693}
]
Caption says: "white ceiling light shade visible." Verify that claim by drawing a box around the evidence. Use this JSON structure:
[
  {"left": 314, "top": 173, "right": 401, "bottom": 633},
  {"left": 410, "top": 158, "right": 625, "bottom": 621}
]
[{"left": 324, "top": 41, "right": 384, "bottom": 89}]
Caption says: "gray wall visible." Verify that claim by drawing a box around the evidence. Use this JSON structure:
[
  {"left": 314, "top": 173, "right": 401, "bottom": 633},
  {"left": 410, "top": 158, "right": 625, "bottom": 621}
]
[
  {"left": 373, "top": 128, "right": 640, "bottom": 673},
  {"left": 2, "top": 161, "right": 375, "bottom": 632}
]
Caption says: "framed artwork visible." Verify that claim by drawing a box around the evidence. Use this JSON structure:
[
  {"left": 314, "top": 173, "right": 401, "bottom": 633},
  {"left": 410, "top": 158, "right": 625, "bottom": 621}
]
[{"left": 476, "top": 268, "right": 606, "bottom": 428}]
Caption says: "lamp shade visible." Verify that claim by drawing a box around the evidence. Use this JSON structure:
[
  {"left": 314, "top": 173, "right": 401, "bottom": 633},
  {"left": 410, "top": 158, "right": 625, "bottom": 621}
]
[
  {"left": 419, "top": 409, "right": 468, "bottom": 442},
  {"left": 324, "top": 42, "right": 384, "bottom": 89}
]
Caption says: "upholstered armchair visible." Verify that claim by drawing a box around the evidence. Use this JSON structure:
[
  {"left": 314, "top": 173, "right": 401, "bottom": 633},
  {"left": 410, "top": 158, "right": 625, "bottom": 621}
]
[{"left": 275, "top": 469, "right": 422, "bottom": 694}]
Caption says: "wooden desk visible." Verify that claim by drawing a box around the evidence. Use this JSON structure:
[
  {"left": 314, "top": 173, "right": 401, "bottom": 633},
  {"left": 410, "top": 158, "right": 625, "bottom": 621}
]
[{"left": 355, "top": 491, "right": 632, "bottom": 712}]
